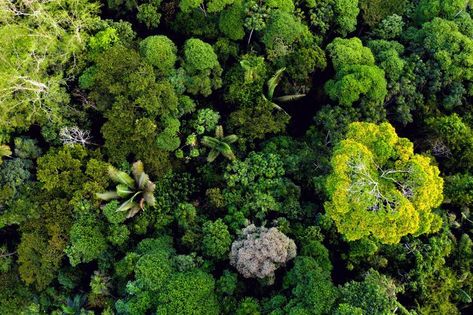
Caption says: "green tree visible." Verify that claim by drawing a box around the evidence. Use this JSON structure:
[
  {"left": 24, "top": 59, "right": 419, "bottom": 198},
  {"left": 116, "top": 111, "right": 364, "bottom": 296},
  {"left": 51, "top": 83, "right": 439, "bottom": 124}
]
[
  {"left": 283, "top": 256, "right": 338, "bottom": 314},
  {"left": 137, "top": 0, "right": 163, "bottom": 28},
  {"left": 202, "top": 219, "right": 232, "bottom": 259},
  {"left": 325, "top": 122, "right": 444, "bottom": 244},
  {"left": 339, "top": 269, "right": 403, "bottom": 314},
  {"left": 325, "top": 38, "right": 387, "bottom": 121},
  {"left": 426, "top": 114, "right": 473, "bottom": 171},
  {"left": 223, "top": 151, "right": 301, "bottom": 227},
  {"left": 156, "top": 270, "right": 220, "bottom": 314},
  {"left": 140, "top": 35, "right": 177, "bottom": 74},
  {"left": 64, "top": 214, "right": 107, "bottom": 267},
  {"left": 0, "top": 0, "right": 100, "bottom": 134},
  {"left": 182, "top": 38, "right": 223, "bottom": 96},
  {"left": 416, "top": 0, "right": 470, "bottom": 24},
  {"left": 219, "top": 1, "right": 246, "bottom": 40},
  {"left": 358, "top": 0, "right": 408, "bottom": 26}
]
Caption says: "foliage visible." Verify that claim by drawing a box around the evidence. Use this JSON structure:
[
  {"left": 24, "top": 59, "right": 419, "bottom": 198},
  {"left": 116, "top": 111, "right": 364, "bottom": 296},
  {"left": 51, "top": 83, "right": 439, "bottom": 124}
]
[
  {"left": 202, "top": 219, "right": 232, "bottom": 259},
  {"left": 230, "top": 224, "right": 296, "bottom": 283},
  {"left": 182, "top": 38, "right": 223, "bottom": 96},
  {"left": 2, "top": 1, "right": 473, "bottom": 314},
  {"left": 201, "top": 125, "right": 238, "bottom": 162},
  {"left": 96, "top": 161, "right": 156, "bottom": 218},
  {"left": 325, "top": 122, "right": 444, "bottom": 243},
  {"left": 140, "top": 35, "right": 177, "bottom": 74}
]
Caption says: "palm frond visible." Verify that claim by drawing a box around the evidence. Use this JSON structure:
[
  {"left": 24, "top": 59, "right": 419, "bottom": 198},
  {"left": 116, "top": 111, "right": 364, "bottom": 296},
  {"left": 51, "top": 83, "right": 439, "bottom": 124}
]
[
  {"left": 96, "top": 191, "right": 119, "bottom": 201},
  {"left": 273, "top": 94, "right": 306, "bottom": 103},
  {"left": 223, "top": 134, "right": 238, "bottom": 144},
  {"left": 137, "top": 172, "right": 150, "bottom": 190},
  {"left": 201, "top": 136, "right": 221, "bottom": 149},
  {"left": 207, "top": 149, "right": 220, "bottom": 162},
  {"left": 218, "top": 142, "right": 236, "bottom": 160},
  {"left": 108, "top": 166, "right": 135, "bottom": 187},
  {"left": 143, "top": 191, "right": 156, "bottom": 207},
  {"left": 215, "top": 125, "right": 224, "bottom": 138},
  {"left": 267, "top": 67, "right": 286, "bottom": 100},
  {"left": 116, "top": 184, "right": 134, "bottom": 198},
  {"left": 116, "top": 195, "right": 140, "bottom": 212},
  {"left": 126, "top": 204, "right": 142, "bottom": 218},
  {"left": 132, "top": 160, "right": 144, "bottom": 181}
]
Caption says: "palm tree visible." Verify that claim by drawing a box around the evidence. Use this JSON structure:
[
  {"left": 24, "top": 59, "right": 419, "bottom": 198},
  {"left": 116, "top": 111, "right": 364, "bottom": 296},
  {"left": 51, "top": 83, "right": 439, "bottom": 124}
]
[
  {"left": 201, "top": 125, "right": 238, "bottom": 162},
  {"left": 96, "top": 160, "right": 156, "bottom": 218},
  {"left": 0, "top": 144, "right": 11, "bottom": 165},
  {"left": 264, "top": 67, "right": 306, "bottom": 114}
]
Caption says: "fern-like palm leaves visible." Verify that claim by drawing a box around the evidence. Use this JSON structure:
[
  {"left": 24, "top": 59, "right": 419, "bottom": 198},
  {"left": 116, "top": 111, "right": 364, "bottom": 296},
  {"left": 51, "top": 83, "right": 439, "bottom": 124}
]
[
  {"left": 96, "top": 161, "right": 156, "bottom": 218},
  {"left": 264, "top": 67, "right": 306, "bottom": 114},
  {"left": 201, "top": 125, "right": 238, "bottom": 162}
]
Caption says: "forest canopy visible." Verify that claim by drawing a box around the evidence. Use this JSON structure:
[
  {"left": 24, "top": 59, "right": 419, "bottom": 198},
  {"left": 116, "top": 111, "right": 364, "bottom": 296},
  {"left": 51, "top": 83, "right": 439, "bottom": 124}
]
[{"left": 0, "top": 0, "right": 472, "bottom": 314}]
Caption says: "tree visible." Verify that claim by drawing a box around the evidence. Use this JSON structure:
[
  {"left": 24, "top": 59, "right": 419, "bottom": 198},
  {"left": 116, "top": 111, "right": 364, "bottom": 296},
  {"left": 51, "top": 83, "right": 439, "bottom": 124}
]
[
  {"left": 282, "top": 256, "right": 338, "bottom": 314},
  {"left": 140, "top": 35, "right": 177, "bottom": 74},
  {"left": 182, "top": 38, "right": 222, "bottom": 96},
  {"left": 137, "top": 0, "right": 163, "bottom": 28},
  {"left": 426, "top": 114, "right": 473, "bottom": 171},
  {"left": 306, "top": 0, "right": 359, "bottom": 40},
  {"left": 407, "top": 18, "right": 473, "bottom": 112},
  {"left": 180, "top": 0, "right": 236, "bottom": 13},
  {"left": 223, "top": 151, "right": 301, "bottom": 228},
  {"left": 325, "top": 122, "right": 444, "bottom": 244},
  {"left": 325, "top": 38, "right": 387, "bottom": 121},
  {"left": 156, "top": 270, "right": 220, "bottom": 314},
  {"left": 0, "top": 0, "right": 100, "bottom": 134},
  {"left": 261, "top": 11, "right": 307, "bottom": 51},
  {"left": 96, "top": 161, "right": 156, "bottom": 219},
  {"left": 201, "top": 125, "right": 238, "bottom": 162},
  {"left": 36, "top": 145, "right": 89, "bottom": 196},
  {"left": 219, "top": 1, "right": 246, "bottom": 40},
  {"left": 202, "top": 219, "right": 232, "bottom": 259},
  {"left": 64, "top": 214, "right": 107, "bottom": 267},
  {"left": 358, "top": 0, "right": 408, "bottom": 26},
  {"left": 339, "top": 269, "right": 403, "bottom": 314},
  {"left": 415, "top": 0, "right": 470, "bottom": 24},
  {"left": 229, "top": 224, "right": 296, "bottom": 284}
]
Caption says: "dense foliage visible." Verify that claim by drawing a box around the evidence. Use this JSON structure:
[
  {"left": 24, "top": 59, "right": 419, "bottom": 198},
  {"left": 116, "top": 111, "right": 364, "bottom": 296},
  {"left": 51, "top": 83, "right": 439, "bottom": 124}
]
[{"left": 1, "top": 0, "right": 472, "bottom": 314}]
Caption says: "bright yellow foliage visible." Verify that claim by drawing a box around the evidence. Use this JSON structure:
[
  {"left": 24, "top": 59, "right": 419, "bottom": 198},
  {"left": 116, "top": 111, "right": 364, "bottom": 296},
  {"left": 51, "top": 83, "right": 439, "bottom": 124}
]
[{"left": 325, "top": 122, "right": 443, "bottom": 244}]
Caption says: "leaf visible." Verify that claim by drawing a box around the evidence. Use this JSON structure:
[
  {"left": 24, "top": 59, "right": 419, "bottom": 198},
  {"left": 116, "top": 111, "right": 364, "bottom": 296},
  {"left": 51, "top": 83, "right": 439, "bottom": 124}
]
[
  {"left": 126, "top": 204, "right": 142, "bottom": 218},
  {"left": 218, "top": 142, "right": 236, "bottom": 160},
  {"left": 201, "top": 136, "right": 221, "bottom": 149},
  {"left": 96, "top": 191, "right": 119, "bottom": 201},
  {"left": 207, "top": 149, "right": 220, "bottom": 162},
  {"left": 138, "top": 172, "right": 150, "bottom": 190},
  {"left": 143, "top": 191, "right": 156, "bottom": 207},
  {"left": 267, "top": 67, "right": 286, "bottom": 100},
  {"left": 116, "top": 198, "right": 138, "bottom": 213},
  {"left": 145, "top": 181, "right": 156, "bottom": 193},
  {"left": 223, "top": 134, "right": 238, "bottom": 144},
  {"left": 116, "top": 184, "right": 134, "bottom": 198},
  {"left": 215, "top": 125, "right": 224, "bottom": 138},
  {"left": 108, "top": 165, "right": 135, "bottom": 187},
  {"left": 273, "top": 94, "right": 306, "bottom": 103},
  {"left": 132, "top": 160, "right": 144, "bottom": 182}
]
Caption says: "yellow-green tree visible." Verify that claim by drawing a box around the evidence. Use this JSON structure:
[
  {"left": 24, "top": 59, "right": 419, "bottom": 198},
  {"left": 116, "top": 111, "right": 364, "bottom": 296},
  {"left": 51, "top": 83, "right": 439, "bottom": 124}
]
[{"left": 325, "top": 122, "right": 444, "bottom": 244}]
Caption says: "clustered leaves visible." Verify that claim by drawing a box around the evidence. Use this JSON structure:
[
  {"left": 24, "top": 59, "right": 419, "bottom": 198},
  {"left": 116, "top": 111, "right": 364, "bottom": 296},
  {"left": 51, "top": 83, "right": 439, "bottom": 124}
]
[{"left": 97, "top": 161, "right": 156, "bottom": 218}]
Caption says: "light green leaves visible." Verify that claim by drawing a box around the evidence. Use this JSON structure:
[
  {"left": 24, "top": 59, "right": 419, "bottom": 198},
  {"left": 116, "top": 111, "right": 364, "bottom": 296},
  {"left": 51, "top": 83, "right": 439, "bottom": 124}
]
[{"left": 96, "top": 161, "right": 156, "bottom": 219}]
